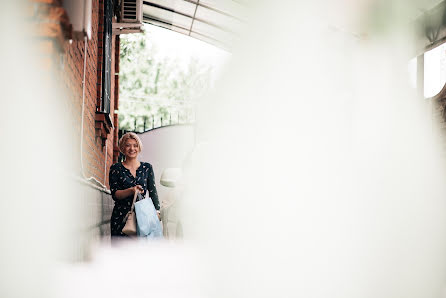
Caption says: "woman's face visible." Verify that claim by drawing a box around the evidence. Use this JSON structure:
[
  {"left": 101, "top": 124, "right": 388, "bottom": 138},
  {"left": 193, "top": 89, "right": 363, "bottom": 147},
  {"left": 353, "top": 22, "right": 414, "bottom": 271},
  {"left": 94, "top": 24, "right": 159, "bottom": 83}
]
[{"left": 124, "top": 138, "right": 139, "bottom": 159}]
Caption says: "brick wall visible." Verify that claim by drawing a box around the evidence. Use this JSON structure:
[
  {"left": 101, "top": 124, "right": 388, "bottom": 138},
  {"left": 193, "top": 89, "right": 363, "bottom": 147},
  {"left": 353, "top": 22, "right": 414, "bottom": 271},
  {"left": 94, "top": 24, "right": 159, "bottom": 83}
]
[
  {"left": 30, "top": 0, "right": 119, "bottom": 187},
  {"left": 28, "top": 0, "right": 121, "bottom": 243}
]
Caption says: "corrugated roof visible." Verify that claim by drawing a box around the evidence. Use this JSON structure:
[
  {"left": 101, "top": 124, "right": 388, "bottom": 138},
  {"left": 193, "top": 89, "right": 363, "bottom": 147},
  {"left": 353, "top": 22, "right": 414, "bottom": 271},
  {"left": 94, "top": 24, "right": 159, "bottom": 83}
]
[{"left": 142, "top": 0, "right": 247, "bottom": 50}]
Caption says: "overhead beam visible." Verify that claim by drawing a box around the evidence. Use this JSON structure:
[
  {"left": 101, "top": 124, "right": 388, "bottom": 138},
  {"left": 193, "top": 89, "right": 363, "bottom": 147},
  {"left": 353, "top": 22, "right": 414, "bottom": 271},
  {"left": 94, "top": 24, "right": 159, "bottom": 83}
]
[{"left": 142, "top": 1, "right": 236, "bottom": 34}]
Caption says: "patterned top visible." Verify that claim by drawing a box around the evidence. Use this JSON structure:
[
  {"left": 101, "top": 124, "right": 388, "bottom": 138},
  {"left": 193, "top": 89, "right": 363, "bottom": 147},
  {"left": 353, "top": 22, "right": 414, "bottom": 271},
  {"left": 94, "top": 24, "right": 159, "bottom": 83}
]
[{"left": 109, "top": 162, "right": 160, "bottom": 236}]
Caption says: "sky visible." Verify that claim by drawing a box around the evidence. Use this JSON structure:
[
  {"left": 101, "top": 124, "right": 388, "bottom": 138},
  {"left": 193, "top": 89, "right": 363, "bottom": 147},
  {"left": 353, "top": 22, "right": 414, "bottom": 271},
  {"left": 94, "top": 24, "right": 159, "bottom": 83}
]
[
  {"left": 409, "top": 43, "right": 446, "bottom": 98},
  {"left": 140, "top": 22, "right": 446, "bottom": 100},
  {"left": 424, "top": 43, "right": 446, "bottom": 98},
  {"left": 143, "top": 24, "right": 231, "bottom": 82},
  {"left": 145, "top": 21, "right": 446, "bottom": 99}
]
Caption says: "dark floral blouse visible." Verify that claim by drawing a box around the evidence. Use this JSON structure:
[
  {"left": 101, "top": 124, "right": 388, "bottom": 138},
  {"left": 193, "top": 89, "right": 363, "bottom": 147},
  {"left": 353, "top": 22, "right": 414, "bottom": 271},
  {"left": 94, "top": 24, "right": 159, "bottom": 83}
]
[{"left": 109, "top": 162, "right": 160, "bottom": 237}]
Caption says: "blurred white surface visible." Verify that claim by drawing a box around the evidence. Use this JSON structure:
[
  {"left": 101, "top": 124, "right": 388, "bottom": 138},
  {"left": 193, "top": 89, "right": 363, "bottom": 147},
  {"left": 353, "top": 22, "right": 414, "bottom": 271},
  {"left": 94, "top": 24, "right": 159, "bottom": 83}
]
[
  {"left": 2, "top": 1, "right": 446, "bottom": 298},
  {"left": 54, "top": 241, "right": 205, "bottom": 298},
  {"left": 0, "top": 2, "right": 81, "bottom": 298}
]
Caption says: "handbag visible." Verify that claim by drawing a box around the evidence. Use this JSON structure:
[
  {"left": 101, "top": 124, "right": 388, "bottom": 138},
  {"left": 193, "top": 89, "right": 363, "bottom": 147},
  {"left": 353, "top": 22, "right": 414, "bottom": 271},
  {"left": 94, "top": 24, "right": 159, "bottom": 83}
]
[{"left": 121, "top": 191, "right": 139, "bottom": 236}]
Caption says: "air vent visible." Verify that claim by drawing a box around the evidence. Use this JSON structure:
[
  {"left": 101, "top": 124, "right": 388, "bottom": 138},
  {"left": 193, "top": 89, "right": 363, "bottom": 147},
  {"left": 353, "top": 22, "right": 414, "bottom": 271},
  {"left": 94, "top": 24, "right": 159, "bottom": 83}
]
[{"left": 121, "top": 0, "right": 142, "bottom": 23}]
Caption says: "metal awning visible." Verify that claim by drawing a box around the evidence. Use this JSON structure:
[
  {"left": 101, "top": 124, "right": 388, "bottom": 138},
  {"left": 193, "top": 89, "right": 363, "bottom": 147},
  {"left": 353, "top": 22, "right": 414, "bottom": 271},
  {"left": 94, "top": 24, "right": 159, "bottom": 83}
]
[
  {"left": 141, "top": 0, "right": 446, "bottom": 53},
  {"left": 142, "top": 0, "right": 247, "bottom": 50}
]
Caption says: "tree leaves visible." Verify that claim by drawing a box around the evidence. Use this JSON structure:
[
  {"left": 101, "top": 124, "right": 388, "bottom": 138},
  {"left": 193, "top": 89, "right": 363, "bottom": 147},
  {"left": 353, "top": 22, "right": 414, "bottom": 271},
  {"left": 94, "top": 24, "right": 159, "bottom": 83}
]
[{"left": 119, "top": 26, "right": 212, "bottom": 131}]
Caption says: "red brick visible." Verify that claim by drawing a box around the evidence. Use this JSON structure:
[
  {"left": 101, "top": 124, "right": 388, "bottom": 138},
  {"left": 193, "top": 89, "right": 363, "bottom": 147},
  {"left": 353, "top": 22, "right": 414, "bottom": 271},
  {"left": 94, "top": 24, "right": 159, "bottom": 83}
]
[{"left": 31, "top": 0, "right": 119, "bottom": 183}]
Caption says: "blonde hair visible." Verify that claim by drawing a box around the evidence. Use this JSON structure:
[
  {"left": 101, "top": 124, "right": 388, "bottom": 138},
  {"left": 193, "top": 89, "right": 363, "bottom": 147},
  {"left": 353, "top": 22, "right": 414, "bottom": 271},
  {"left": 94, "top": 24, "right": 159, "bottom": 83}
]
[{"left": 119, "top": 132, "right": 143, "bottom": 154}]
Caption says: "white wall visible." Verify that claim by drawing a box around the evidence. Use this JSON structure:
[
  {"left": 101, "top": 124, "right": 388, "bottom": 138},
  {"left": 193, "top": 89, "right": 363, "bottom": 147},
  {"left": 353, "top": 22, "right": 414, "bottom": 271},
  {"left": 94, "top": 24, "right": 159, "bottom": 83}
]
[{"left": 137, "top": 124, "right": 195, "bottom": 203}]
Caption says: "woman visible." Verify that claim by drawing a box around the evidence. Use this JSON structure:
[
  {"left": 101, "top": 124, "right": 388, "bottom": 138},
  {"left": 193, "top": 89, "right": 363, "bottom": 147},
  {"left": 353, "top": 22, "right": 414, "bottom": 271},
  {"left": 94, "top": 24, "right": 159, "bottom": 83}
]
[{"left": 109, "top": 132, "right": 160, "bottom": 238}]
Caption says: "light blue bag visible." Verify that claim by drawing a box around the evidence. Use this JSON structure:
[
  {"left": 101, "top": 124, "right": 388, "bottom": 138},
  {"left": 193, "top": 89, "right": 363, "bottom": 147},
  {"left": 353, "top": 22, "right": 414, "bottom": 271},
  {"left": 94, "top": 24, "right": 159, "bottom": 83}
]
[{"left": 135, "top": 195, "right": 163, "bottom": 239}]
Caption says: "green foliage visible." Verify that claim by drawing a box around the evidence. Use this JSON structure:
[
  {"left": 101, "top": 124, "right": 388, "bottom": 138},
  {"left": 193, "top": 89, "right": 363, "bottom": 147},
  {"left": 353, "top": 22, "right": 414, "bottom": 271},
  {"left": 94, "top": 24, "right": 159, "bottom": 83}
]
[{"left": 119, "top": 26, "right": 212, "bottom": 131}]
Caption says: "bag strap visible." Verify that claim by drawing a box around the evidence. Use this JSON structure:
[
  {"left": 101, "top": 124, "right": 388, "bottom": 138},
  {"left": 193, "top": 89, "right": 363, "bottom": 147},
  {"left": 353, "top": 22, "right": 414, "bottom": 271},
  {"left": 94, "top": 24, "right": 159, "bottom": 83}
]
[
  {"left": 130, "top": 191, "right": 138, "bottom": 212},
  {"left": 123, "top": 191, "right": 139, "bottom": 223}
]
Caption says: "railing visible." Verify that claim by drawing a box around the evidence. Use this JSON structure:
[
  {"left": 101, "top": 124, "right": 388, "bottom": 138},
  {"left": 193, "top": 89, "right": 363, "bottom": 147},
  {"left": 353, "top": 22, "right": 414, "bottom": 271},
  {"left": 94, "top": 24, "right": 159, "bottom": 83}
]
[{"left": 121, "top": 111, "right": 195, "bottom": 134}]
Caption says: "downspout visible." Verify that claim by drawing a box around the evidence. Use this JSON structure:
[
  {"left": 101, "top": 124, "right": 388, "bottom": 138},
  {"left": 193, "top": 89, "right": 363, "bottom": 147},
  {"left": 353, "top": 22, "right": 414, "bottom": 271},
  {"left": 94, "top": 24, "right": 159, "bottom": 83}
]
[
  {"left": 103, "top": 141, "right": 108, "bottom": 185},
  {"left": 80, "top": 35, "right": 110, "bottom": 192}
]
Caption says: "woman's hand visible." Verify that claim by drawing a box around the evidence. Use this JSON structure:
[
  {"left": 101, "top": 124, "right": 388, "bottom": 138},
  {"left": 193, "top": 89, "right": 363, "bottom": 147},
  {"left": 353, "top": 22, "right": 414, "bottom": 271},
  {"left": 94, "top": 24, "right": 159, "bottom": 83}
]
[
  {"left": 132, "top": 185, "right": 144, "bottom": 194},
  {"left": 114, "top": 185, "right": 143, "bottom": 200}
]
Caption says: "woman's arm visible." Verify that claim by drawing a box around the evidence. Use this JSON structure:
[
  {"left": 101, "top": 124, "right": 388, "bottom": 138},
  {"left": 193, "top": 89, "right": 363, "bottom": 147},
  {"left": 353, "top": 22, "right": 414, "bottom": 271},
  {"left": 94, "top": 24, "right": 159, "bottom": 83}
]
[
  {"left": 147, "top": 164, "right": 160, "bottom": 210},
  {"left": 109, "top": 164, "right": 143, "bottom": 200},
  {"left": 114, "top": 185, "right": 143, "bottom": 200}
]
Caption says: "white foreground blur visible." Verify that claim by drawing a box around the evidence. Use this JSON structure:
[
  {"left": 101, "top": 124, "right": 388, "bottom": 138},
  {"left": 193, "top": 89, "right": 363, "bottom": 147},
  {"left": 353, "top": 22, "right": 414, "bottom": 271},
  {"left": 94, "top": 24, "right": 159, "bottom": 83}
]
[
  {"left": 54, "top": 241, "right": 206, "bottom": 298},
  {"left": 0, "top": 2, "right": 81, "bottom": 298},
  {"left": 2, "top": 1, "right": 446, "bottom": 298},
  {"left": 181, "top": 1, "right": 446, "bottom": 298}
]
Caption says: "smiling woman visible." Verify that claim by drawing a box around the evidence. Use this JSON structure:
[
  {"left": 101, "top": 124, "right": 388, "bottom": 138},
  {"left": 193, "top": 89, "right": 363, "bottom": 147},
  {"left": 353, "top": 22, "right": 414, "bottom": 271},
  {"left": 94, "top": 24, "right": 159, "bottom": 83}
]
[
  {"left": 109, "top": 132, "right": 160, "bottom": 239},
  {"left": 119, "top": 132, "right": 144, "bottom": 162}
]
